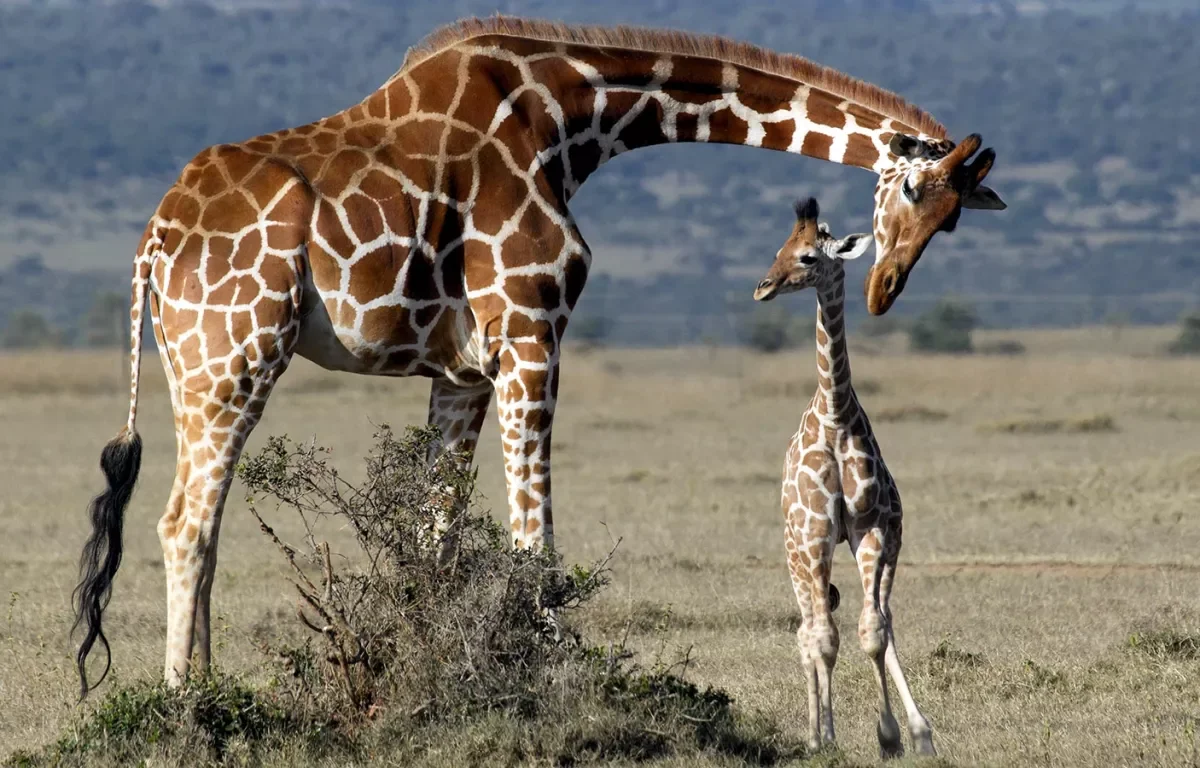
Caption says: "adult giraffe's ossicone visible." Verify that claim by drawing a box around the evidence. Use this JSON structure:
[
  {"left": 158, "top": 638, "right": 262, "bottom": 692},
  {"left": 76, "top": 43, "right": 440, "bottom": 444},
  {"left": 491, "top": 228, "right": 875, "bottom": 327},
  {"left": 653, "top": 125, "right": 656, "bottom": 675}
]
[{"left": 72, "top": 15, "right": 1004, "bottom": 696}]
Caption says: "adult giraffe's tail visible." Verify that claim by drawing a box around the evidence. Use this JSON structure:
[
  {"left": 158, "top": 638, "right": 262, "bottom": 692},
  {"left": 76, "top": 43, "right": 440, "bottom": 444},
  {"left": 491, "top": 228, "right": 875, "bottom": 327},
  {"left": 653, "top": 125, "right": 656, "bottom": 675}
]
[{"left": 71, "top": 226, "right": 157, "bottom": 699}]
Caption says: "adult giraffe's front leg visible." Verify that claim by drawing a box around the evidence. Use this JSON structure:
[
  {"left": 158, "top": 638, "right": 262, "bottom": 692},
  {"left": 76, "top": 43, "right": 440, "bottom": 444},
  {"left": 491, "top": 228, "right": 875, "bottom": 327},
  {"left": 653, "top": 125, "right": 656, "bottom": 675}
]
[
  {"left": 491, "top": 339, "right": 559, "bottom": 549},
  {"left": 464, "top": 220, "right": 590, "bottom": 550}
]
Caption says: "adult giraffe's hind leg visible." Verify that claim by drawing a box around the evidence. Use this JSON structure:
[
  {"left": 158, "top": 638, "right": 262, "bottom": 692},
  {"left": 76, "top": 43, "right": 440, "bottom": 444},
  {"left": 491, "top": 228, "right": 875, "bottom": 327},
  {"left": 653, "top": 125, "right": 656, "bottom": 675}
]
[
  {"left": 152, "top": 260, "right": 301, "bottom": 685},
  {"left": 157, "top": 347, "right": 294, "bottom": 685},
  {"left": 192, "top": 519, "right": 223, "bottom": 671},
  {"left": 425, "top": 377, "right": 493, "bottom": 557}
]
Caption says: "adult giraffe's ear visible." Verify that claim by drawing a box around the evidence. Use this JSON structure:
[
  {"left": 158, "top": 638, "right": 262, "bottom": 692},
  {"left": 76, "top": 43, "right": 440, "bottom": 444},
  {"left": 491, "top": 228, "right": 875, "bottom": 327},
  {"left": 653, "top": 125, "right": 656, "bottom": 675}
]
[
  {"left": 962, "top": 185, "right": 1007, "bottom": 210},
  {"left": 829, "top": 233, "right": 874, "bottom": 261},
  {"left": 888, "top": 132, "right": 926, "bottom": 160}
]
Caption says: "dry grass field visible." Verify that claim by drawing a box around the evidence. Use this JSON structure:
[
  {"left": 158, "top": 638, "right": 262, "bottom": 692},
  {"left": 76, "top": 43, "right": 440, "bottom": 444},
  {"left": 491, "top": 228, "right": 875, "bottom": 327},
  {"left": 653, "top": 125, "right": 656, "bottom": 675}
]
[{"left": 2, "top": 325, "right": 1199, "bottom": 766}]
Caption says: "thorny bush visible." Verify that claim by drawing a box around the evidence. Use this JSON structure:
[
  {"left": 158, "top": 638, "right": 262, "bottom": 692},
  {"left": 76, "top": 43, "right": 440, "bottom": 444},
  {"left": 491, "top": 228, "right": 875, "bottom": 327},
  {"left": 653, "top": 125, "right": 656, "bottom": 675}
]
[{"left": 236, "top": 425, "right": 611, "bottom": 722}]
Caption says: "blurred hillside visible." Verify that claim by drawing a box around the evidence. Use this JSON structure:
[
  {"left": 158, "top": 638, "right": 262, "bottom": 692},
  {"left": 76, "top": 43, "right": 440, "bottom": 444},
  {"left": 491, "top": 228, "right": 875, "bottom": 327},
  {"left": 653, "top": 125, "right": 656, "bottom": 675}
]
[{"left": 0, "top": 0, "right": 1197, "bottom": 343}]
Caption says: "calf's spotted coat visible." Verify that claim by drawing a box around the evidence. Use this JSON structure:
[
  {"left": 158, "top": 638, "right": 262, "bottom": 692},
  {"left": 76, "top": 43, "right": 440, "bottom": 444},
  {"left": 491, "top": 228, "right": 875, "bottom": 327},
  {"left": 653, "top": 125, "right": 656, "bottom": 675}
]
[{"left": 754, "top": 197, "right": 935, "bottom": 758}]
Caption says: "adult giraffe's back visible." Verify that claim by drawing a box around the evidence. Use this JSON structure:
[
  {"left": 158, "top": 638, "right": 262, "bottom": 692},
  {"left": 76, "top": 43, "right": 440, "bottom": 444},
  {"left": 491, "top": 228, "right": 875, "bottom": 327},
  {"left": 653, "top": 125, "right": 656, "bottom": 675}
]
[{"left": 72, "top": 15, "right": 1005, "bottom": 696}]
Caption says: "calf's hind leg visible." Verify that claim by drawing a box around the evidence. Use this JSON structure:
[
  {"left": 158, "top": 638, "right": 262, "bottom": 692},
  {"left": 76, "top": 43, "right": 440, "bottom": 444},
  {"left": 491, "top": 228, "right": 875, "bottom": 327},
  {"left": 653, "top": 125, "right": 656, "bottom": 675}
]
[
  {"left": 785, "top": 521, "right": 823, "bottom": 749},
  {"left": 880, "top": 518, "right": 936, "bottom": 755},
  {"left": 851, "top": 525, "right": 904, "bottom": 758}
]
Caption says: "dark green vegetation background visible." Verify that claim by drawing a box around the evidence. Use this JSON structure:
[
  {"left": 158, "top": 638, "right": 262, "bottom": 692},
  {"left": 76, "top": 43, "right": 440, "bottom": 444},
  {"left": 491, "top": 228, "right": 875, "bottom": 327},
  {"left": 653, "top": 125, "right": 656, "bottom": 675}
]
[{"left": 1, "top": 0, "right": 1197, "bottom": 340}]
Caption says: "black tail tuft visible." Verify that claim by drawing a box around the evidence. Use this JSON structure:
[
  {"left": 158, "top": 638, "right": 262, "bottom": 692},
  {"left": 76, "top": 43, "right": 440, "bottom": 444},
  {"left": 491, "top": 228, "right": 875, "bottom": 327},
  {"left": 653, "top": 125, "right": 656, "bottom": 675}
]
[
  {"left": 829, "top": 583, "right": 841, "bottom": 613},
  {"left": 72, "top": 430, "right": 142, "bottom": 700}
]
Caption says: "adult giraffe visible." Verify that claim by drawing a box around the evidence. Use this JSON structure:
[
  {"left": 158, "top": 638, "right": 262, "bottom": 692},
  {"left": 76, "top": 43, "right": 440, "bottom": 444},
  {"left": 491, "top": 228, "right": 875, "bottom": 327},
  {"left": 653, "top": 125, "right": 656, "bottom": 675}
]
[{"left": 73, "top": 15, "right": 1005, "bottom": 696}]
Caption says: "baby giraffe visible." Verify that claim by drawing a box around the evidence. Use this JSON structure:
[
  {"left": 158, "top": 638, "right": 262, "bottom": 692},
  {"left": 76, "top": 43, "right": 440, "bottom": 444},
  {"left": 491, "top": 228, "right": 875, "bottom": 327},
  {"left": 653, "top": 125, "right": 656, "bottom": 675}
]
[{"left": 753, "top": 198, "right": 935, "bottom": 759}]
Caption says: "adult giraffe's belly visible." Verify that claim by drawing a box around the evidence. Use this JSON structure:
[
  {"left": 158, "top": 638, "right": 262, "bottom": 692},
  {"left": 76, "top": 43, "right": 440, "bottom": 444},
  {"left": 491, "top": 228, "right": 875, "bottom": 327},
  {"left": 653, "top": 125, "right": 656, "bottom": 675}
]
[{"left": 294, "top": 257, "right": 480, "bottom": 379}]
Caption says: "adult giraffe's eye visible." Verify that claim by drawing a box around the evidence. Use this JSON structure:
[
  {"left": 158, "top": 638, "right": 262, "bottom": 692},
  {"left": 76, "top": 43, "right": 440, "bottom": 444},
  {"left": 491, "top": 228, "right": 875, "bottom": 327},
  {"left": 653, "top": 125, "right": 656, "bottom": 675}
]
[
  {"left": 798, "top": 254, "right": 818, "bottom": 266},
  {"left": 902, "top": 174, "right": 921, "bottom": 204}
]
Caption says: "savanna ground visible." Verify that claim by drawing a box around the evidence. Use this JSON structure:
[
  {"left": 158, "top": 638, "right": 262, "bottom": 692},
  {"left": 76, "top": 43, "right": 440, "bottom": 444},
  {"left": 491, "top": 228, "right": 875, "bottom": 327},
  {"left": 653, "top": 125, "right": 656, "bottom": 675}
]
[{"left": 1, "top": 325, "right": 1199, "bottom": 766}]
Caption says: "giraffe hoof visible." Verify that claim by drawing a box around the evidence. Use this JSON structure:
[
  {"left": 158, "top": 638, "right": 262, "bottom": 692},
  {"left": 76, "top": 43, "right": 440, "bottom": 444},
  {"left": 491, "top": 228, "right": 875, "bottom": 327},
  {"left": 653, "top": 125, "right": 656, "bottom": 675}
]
[
  {"left": 808, "top": 736, "right": 837, "bottom": 755},
  {"left": 912, "top": 730, "right": 937, "bottom": 757},
  {"left": 878, "top": 715, "right": 904, "bottom": 759}
]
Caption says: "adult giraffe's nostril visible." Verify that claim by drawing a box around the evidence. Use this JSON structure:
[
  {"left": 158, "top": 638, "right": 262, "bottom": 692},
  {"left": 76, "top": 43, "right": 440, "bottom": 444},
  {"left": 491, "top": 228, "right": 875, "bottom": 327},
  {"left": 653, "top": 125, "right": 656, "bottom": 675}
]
[{"left": 882, "top": 268, "right": 899, "bottom": 296}]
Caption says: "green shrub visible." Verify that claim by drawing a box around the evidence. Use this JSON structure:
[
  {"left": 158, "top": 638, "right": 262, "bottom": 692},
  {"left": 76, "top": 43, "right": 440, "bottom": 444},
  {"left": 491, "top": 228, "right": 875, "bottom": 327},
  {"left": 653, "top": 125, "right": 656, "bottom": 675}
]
[
  {"left": 909, "top": 298, "right": 978, "bottom": 354},
  {"left": 236, "top": 426, "right": 600, "bottom": 721},
  {"left": 7, "top": 674, "right": 301, "bottom": 767}
]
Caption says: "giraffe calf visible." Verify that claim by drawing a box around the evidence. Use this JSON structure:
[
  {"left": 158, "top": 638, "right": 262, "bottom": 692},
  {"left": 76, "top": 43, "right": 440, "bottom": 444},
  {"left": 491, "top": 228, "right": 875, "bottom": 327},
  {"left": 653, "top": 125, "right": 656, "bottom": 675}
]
[{"left": 753, "top": 197, "right": 935, "bottom": 759}]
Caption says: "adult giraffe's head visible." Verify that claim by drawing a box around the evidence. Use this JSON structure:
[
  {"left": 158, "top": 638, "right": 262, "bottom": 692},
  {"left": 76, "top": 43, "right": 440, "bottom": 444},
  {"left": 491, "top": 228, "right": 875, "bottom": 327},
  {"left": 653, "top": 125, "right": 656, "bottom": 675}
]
[{"left": 866, "top": 132, "right": 1006, "bottom": 315}]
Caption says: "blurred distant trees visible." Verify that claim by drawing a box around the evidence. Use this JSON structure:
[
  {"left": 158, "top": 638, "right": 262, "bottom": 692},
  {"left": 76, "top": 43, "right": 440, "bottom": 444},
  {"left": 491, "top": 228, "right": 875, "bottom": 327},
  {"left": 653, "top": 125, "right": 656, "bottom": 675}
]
[
  {"left": 0, "top": 1, "right": 1196, "bottom": 211},
  {"left": 570, "top": 313, "right": 611, "bottom": 349},
  {"left": 1, "top": 310, "right": 62, "bottom": 349},
  {"left": 742, "top": 306, "right": 792, "bottom": 353},
  {"left": 909, "top": 299, "right": 978, "bottom": 354},
  {"left": 858, "top": 313, "right": 906, "bottom": 339},
  {"left": 739, "top": 304, "right": 815, "bottom": 353},
  {"left": 1167, "top": 311, "right": 1200, "bottom": 355},
  {"left": 83, "top": 292, "right": 128, "bottom": 348}
]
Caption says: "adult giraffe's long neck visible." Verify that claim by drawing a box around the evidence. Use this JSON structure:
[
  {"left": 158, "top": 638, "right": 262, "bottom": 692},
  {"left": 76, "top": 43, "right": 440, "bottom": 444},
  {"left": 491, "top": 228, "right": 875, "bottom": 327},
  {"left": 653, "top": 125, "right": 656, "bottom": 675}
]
[
  {"left": 503, "top": 42, "right": 907, "bottom": 198},
  {"left": 389, "top": 30, "right": 936, "bottom": 201},
  {"left": 813, "top": 273, "right": 854, "bottom": 422}
]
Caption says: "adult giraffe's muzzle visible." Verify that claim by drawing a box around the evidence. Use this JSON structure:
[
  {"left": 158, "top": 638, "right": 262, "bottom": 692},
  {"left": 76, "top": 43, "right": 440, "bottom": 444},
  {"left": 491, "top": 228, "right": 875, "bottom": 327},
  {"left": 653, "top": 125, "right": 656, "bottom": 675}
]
[
  {"left": 865, "top": 256, "right": 911, "bottom": 316},
  {"left": 753, "top": 277, "right": 780, "bottom": 301}
]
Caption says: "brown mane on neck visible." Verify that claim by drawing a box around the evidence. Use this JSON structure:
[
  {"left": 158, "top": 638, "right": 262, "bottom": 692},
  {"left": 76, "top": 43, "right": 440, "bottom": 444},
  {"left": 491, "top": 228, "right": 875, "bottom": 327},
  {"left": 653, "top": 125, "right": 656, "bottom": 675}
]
[{"left": 396, "top": 15, "right": 946, "bottom": 140}]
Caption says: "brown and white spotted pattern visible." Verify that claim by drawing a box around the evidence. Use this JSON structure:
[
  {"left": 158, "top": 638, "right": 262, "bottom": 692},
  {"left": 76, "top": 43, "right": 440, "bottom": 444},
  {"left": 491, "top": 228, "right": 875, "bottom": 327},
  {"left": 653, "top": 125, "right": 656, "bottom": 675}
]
[
  {"left": 75, "top": 16, "right": 1005, "bottom": 694},
  {"left": 754, "top": 198, "right": 935, "bottom": 759}
]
